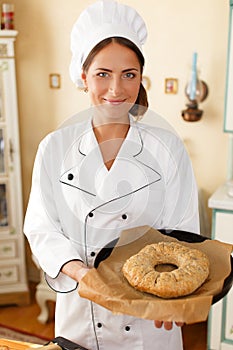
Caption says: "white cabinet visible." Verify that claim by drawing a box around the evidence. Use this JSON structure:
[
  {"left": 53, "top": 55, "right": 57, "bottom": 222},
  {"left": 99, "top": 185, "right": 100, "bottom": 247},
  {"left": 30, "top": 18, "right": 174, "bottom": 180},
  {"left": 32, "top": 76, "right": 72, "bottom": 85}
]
[
  {"left": 208, "top": 185, "right": 233, "bottom": 349},
  {"left": 0, "top": 30, "right": 29, "bottom": 305}
]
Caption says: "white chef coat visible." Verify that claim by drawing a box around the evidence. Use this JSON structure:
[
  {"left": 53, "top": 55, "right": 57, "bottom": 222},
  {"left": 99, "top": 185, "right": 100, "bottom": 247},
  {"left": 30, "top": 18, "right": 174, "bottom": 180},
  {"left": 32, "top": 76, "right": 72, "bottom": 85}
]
[{"left": 24, "top": 115, "right": 200, "bottom": 350}]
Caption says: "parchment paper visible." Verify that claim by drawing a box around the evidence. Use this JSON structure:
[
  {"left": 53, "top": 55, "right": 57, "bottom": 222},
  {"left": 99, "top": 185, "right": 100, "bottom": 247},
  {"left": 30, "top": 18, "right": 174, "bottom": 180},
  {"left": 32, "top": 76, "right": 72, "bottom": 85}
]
[{"left": 78, "top": 226, "right": 233, "bottom": 324}]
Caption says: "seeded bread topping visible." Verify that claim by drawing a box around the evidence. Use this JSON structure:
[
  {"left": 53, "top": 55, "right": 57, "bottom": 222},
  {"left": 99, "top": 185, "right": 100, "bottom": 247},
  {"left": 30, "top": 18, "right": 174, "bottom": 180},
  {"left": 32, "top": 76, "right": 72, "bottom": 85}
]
[{"left": 122, "top": 242, "right": 210, "bottom": 298}]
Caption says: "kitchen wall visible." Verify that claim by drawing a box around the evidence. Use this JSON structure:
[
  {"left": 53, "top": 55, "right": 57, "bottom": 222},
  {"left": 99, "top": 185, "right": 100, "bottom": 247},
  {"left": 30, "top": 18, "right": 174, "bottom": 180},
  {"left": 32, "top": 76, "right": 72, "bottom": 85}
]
[{"left": 8, "top": 1, "right": 229, "bottom": 220}]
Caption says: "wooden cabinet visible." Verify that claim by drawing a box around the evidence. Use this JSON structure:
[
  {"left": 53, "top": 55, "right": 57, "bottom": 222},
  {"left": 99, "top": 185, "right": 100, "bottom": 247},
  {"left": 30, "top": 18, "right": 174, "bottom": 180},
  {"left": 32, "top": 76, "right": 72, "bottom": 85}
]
[{"left": 0, "top": 30, "right": 29, "bottom": 305}]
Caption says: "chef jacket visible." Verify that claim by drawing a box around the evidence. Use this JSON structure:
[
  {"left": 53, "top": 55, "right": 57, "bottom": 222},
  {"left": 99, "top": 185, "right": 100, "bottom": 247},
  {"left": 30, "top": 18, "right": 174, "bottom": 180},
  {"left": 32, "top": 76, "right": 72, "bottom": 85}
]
[{"left": 24, "top": 115, "right": 200, "bottom": 350}]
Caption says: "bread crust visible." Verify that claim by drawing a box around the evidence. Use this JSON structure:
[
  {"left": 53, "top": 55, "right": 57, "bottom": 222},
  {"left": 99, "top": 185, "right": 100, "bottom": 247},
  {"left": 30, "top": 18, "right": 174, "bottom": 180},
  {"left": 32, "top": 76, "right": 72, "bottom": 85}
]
[{"left": 122, "top": 242, "right": 210, "bottom": 298}]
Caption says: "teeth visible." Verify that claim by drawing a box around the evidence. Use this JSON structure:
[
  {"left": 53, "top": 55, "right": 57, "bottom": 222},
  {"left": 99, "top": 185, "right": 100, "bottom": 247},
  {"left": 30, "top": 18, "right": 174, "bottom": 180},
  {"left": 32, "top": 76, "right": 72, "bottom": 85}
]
[{"left": 105, "top": 99, "right": 125, "bottom": 104}]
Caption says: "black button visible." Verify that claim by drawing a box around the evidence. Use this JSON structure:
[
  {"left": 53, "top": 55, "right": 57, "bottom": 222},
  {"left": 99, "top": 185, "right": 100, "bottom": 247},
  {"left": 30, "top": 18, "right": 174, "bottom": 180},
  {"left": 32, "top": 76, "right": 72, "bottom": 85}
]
[
  {"left": 89, "top": 212, "right": 94, "bottom": 218},
  {"left": 125, "top": 326, "right": 130, "bottom": 331},
  {"left": 97, "top": 323, "right": 102, "bottom": 328},
  {"left": 122, "top": 214, "right": 127, "bottom": 220},
  {"left": 90, "top": 251, "right": 95, "bottom": 257},
  {"left": 68, "top": 173, "right": 74, "bottom": 180}
]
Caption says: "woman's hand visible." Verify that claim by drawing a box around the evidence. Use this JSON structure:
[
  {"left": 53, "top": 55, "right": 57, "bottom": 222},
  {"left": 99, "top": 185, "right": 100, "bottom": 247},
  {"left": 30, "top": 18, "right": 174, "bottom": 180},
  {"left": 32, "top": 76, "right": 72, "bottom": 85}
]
[
  {"left": 76, "top": 265, "right": 90, "bottom": 282},
  {"left": 61, "top": 260, "right": 91, "bottom": 283},
  {"left": 154, "top": 321, "right": 184, "bottom": 331}
]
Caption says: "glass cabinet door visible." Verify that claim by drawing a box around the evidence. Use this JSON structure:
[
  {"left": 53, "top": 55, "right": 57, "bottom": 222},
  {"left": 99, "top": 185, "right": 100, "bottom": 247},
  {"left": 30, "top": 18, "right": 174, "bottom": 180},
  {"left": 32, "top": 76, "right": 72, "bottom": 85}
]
[
  {"left": 0, "top": 72, "right": 4, "bottom": 123},
  {"left": 0, "top": 72, "right": 9, "bottom": 230},
  {"left": 0, "top": 128, "right": 6, "bottom": 174},
  {"left": 0, "top": 182, "right": 8, "bottom": 227}
]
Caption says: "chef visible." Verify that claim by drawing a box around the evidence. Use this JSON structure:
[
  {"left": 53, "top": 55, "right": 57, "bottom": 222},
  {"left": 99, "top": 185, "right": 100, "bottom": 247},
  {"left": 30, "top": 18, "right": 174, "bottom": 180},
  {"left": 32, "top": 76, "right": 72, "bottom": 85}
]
[{"left": 24, "top": 1, "right": 200, "bottom": 349}]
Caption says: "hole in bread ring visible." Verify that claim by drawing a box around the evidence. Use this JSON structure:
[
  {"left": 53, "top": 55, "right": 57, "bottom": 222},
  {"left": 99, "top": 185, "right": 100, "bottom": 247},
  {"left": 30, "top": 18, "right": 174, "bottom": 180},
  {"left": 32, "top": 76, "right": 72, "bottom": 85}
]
[
  {"left": 154, "top": 263, "right": 178, "bottom": 273},
  {"left": 122, "top": 241, "right": 210, "bottom": 298}
]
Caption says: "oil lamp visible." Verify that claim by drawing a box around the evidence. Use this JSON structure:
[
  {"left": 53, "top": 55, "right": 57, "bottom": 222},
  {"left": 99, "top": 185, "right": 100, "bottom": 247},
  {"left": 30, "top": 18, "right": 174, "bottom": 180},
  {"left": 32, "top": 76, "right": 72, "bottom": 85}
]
[{"left": 182, "top": 52, "right": 208, "bottom": 122}]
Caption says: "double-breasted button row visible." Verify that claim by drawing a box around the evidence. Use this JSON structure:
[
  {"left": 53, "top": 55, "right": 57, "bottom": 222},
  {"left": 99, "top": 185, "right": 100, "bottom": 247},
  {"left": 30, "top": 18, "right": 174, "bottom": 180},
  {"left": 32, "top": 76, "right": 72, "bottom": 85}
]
[
  {"left": 88, "top": 212, "right": 128, "bottom": 220},
  {"left": 96, "top": 323, "right": 131, "bottom": 331}
]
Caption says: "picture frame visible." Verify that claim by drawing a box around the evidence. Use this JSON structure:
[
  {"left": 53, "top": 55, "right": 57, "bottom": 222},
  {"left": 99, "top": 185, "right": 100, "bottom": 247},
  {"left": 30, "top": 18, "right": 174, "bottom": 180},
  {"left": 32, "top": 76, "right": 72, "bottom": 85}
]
[
  {"left": 49, "top": 73, "right": 61, "bottom": 89},
  {"left": 165, "top": 78, "right": 178, "bottom": 94}
]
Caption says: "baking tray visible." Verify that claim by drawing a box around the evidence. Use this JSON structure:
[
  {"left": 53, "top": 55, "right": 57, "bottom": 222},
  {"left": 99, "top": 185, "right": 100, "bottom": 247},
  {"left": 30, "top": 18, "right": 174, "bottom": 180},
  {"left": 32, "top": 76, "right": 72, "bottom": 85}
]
[{"left": 94, "top": 229, "right": 233, "bottom": 304}]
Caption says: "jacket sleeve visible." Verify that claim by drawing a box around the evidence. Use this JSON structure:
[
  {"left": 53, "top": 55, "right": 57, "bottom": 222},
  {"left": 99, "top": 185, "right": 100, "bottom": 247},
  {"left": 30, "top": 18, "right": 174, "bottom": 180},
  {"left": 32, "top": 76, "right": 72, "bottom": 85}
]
[
  {"left": 24, "top": 135, "right": 81, "bottom": 292},
  {"left": 159, "top": 134, "right": 200, "bottom": 234}
]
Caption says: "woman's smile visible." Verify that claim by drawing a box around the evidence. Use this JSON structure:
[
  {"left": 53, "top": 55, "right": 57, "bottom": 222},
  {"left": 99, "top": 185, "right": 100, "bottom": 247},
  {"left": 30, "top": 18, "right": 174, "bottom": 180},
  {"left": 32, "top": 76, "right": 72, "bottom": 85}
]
[{"left": 104, "top": 98, "right": 127, "bottom": 105}]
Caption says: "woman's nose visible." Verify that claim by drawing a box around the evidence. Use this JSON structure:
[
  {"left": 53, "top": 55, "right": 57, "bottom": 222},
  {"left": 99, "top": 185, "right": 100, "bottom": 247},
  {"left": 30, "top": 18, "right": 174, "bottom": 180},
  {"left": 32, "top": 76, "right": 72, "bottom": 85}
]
[{"left": 109, "top": 76, "right": 122, "bottom": 95}]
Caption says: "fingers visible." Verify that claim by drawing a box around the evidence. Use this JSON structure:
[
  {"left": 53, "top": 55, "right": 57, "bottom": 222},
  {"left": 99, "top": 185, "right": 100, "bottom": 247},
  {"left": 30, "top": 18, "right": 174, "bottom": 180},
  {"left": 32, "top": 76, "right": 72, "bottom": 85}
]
[
  {"left": 163, "top": 322, "right": 173, "bottom": 331},
  {"left": 175, "top": 322, "right": 184, "bottom": 327},
  {"left": 154, "top": 321, "right": 173, "bottom": 330},
  {"left": 154, "top": 321, "right": 184, "bottom": 330},
  {"left": 154, "top": 320, "right": 163, "bottom": 328}
]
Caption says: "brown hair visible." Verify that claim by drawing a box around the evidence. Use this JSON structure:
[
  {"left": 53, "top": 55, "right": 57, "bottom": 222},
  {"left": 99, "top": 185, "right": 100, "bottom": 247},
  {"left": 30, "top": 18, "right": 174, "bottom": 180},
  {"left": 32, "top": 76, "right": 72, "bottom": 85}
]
[{"left": 82, "top": 37, "right": 148, "bottom": 117}]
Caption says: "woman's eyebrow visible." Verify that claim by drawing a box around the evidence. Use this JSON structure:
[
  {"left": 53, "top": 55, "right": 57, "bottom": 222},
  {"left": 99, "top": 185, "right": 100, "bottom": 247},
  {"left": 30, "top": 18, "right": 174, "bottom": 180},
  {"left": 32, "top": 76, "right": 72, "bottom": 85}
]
[
  {"left": 95, "top": 67, "right": 139, "bottom": 72},
  {"left": 122, "top": 68, "right": 139, "bottom": 72},
  {"left": 95, "top": 68, "right": 112, "bottom": 72}
]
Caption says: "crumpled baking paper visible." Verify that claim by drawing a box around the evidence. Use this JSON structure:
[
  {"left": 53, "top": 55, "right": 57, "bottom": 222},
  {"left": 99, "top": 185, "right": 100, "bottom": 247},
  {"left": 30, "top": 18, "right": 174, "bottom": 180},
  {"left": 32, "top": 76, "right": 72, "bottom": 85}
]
[{"left": 78, "top": 226, "right": 233, "bottom": 324}]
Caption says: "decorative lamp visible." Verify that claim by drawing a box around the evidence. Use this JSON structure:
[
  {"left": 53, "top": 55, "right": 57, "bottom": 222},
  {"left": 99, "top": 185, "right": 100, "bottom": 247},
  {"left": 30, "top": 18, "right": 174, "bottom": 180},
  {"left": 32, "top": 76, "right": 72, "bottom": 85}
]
[{"left": 182, "top": 52, "right": 208, "bottom": 122}]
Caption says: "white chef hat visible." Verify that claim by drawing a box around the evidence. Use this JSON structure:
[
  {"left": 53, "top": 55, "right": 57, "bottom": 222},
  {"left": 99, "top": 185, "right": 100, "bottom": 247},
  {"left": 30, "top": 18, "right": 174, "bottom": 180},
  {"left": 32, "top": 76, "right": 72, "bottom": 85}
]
[{"left": 69, "top": 0, "right": 147, "bottom": 88}]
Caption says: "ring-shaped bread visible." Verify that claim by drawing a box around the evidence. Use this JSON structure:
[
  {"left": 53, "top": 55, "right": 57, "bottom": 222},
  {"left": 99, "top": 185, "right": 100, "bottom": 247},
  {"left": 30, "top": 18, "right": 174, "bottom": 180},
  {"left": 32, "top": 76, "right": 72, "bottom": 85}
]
[{"left": 122, "top": 241, "right": 210, "bottom": 298}]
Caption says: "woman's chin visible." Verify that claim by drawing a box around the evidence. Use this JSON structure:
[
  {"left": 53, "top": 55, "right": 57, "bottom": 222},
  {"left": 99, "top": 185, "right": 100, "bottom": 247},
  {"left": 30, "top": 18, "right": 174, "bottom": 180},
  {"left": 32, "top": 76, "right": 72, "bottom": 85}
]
[{"left": 93, "top": 102, "right": 133, "bottom": 122}]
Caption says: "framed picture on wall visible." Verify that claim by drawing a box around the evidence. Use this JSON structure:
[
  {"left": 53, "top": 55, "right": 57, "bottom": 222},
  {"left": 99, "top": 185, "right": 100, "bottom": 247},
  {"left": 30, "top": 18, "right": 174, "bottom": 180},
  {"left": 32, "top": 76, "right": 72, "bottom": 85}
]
[{"left": 165, "top": 78, "right": 178, "bottom": 94}]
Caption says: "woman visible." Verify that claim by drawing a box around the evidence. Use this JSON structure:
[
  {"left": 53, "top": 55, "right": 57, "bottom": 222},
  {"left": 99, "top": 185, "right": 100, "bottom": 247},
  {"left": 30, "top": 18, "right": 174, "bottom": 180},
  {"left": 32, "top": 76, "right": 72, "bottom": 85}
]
[{"left": 24, "top": 1, "right": 199, "bottom": 349}]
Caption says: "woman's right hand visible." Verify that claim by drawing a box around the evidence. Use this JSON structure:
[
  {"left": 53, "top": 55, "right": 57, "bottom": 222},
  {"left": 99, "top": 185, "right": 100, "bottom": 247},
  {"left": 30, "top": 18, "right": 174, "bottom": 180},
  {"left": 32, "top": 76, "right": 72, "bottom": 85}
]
[
  {"left": 154, "top": 321, "right": 184, "bottom": 330},
  {"left": 61, "top": 260, "right": 91, "bottom": 283},
  {"left": 76, "top": 265, "right": 91, "bottom": 282}
]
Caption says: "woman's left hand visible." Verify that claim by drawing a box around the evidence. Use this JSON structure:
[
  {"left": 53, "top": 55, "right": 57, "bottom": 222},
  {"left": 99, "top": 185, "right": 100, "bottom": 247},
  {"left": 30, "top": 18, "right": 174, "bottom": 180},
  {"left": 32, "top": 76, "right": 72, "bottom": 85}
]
[{"left": 154, "top": 321, "right": 184, "bottom": 331}]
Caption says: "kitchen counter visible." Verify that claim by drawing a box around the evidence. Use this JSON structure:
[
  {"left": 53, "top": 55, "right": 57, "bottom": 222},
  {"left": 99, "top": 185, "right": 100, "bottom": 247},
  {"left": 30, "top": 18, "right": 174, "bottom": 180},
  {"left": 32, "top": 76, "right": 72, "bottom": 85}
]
[{"left": 208, "top": 182, "right": 233, "bottom": 211}]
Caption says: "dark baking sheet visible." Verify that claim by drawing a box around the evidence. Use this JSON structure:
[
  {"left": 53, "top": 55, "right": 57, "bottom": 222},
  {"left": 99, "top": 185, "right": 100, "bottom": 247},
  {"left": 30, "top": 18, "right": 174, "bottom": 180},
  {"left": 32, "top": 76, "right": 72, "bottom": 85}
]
[{"left": 94, "top": 229, "right": 233, "bottom": 304}]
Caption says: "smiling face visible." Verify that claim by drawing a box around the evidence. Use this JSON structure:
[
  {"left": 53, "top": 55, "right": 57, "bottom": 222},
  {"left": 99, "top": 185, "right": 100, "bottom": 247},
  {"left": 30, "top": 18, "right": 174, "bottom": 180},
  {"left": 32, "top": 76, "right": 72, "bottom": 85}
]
[{"left": 81, "top": 41, "right": 142, "bottom": 122}]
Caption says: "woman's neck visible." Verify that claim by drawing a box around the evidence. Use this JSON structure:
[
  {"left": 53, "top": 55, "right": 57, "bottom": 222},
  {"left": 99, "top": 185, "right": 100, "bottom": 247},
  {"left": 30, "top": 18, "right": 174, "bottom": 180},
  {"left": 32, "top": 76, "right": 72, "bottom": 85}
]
[
  {"left": 93, "top": 122, "right": 130, "bottom": 143},
  {"left": 92, "top": 117, "right": 130, "bottom": 171},
  {"left": 92, "top": 112, "right": 130, "bottom": 141}
]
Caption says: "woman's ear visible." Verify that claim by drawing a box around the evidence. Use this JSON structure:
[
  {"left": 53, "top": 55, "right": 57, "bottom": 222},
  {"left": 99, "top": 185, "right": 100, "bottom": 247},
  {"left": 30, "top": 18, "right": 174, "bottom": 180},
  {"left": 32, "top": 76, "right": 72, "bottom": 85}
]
[{"left": 81, "top": 71, "right": 87, "bottom": 87}]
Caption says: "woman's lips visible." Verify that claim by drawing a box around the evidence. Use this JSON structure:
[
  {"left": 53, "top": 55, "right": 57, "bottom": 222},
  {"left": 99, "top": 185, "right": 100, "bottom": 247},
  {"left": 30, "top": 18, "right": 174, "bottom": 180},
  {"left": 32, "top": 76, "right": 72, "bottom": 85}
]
[{"left": 104, "top": 99, "right": 126, "bottom": 105}]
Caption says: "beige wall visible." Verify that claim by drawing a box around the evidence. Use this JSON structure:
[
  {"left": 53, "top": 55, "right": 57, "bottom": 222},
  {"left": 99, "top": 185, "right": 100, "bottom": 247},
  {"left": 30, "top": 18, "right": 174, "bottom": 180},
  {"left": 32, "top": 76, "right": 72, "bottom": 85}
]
[{"left": 11, "top": 0, "right": 229, "bottom": 215}]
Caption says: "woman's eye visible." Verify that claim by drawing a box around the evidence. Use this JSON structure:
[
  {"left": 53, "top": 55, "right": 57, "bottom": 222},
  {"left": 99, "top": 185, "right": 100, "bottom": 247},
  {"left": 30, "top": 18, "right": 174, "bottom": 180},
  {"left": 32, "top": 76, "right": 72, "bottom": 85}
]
[
  {"left": 123, "top": 72, "right": 135, "bottom": 79},
  {"left": 97, "top": 72, "right": 109, "bottom": 78}
]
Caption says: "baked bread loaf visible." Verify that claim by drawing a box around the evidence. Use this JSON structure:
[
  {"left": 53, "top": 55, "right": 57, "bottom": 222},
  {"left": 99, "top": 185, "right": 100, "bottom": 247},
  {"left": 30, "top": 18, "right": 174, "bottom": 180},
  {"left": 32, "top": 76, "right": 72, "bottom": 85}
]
[{"left": 122, "top": 241, "right": 210, "bottom": 298}]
